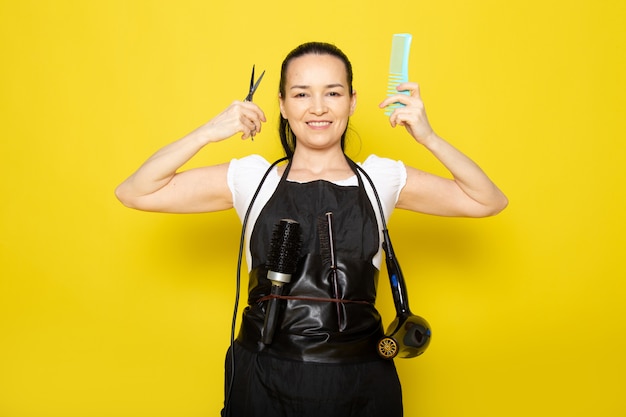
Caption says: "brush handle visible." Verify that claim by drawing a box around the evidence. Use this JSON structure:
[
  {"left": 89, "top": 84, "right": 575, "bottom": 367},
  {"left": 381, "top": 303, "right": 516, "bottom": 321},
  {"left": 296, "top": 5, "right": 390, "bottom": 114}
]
[
  {"left": 262, "top": 219, "right": 302, "bottom": 345},
  {"left": 262, "top": 285, "right": 284, "bottom": 345}
]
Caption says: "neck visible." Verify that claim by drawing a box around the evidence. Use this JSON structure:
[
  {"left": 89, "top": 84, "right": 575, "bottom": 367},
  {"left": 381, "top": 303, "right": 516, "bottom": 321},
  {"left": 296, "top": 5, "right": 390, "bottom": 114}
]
[
  {"left": 285, "top": 148, "right": 353, "bottom": 182},
  {"left": 293, "top": 147, "right": 348, "bottom": 169}
]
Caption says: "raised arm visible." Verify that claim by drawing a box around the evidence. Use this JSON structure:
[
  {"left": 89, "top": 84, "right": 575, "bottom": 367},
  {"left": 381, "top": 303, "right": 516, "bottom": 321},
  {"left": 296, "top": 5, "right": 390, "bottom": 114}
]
[
  {"left": 115, "top": 101, "right": 266, "bottom": 213},
  {"left": 380, "top": 83, "right": 508, "bottom": 217}
]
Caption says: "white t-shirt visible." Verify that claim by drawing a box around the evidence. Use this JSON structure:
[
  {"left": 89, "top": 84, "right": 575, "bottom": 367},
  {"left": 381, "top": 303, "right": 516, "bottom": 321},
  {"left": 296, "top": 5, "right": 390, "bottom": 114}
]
[{"left": 227, "top": 154, "right": 407, "bottom": 270}]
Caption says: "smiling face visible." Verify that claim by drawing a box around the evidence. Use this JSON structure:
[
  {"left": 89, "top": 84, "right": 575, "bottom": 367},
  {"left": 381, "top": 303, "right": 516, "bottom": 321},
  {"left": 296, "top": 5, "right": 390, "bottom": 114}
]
[{"left": 279, "top": 53, "right": 357, "bottom": 154}]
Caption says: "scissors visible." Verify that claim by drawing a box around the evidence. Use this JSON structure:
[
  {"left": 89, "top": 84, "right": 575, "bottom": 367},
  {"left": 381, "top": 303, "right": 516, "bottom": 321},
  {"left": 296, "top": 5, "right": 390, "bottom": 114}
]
[
  {"left": 244, "top": 65, "right": 265, "bottom": 102},
  {"left": 244, "top": 65, "right": 265, "bottom": 140}
]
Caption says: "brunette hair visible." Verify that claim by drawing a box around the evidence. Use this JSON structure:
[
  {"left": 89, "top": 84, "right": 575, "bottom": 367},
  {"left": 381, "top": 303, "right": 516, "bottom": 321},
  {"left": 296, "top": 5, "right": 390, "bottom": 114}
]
[{"left": 278, "top": 42, "right": 354, "bottom": 158}]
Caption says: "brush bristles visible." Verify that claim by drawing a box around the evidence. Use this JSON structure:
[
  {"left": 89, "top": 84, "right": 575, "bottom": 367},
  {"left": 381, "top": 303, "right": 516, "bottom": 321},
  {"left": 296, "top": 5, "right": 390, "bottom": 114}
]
[{"left": 266, "top": 219, "right": 302, "bottom": 274}]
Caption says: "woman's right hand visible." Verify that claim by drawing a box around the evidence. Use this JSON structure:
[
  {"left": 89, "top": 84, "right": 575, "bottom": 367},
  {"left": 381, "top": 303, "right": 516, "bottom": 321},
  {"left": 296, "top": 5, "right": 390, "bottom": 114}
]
[
  {"left": 200, "top": 100, "right": 267, "bottom": 143},
  {"left": 115, "top": 100, "right": 266, "bottom": 213}
]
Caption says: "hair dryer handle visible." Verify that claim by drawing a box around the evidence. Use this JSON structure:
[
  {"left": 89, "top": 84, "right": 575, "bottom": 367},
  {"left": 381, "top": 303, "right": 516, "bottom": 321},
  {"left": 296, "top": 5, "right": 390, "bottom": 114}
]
[{"left": 383, "top": 237, "right": 411, "bottom": 316}]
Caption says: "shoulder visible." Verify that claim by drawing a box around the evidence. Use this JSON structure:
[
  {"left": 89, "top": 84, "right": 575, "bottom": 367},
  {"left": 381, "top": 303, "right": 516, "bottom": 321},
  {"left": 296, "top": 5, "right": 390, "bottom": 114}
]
[
  {"left": 228, "top": 154, "right": 270, "bottom": 175},
  {"left": 359, "top": 154, "right": 405, "bottom": 173},
  {"left": 356, "top": 154, "right": 407, "bottom": 212},
  {"left": 227, "top": 154, "right": 272, "bottom": 194},
  {"left": 357, "top": 155, "right": 407, "bottom": 190},
  {"left": 227, "top": 155, "right": 283, "bottom": 216}
]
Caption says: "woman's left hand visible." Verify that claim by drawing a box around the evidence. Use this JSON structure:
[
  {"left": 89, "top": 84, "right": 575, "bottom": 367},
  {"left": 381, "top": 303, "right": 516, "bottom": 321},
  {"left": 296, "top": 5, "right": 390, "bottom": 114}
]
[{"left": 379, "top": 82, "right": 435, "bottom": 145}]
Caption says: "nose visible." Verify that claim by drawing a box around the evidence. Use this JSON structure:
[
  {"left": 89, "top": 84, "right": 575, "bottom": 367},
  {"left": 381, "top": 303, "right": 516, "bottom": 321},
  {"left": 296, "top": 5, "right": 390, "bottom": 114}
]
[{"left": 309, "top": 95, "right": 328, "bottom": 115}]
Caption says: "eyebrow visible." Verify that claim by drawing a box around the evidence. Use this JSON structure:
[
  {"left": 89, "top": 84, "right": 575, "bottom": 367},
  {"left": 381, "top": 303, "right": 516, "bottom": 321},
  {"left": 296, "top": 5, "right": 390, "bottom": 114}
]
[{"left": 289, "top": 83, "right": 346, "bottom": 90}]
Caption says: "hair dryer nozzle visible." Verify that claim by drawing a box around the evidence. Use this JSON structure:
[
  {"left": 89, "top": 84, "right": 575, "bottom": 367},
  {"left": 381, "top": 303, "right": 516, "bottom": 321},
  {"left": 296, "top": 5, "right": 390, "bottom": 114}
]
[{"left": 378, "top": 314, "right": 431, "bottom": 359}]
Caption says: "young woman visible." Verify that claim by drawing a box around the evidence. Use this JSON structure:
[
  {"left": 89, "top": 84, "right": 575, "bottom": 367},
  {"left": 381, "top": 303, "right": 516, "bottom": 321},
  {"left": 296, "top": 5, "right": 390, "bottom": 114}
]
[{"left": 116, "top": 42, "right": 507, "bottom": 417}]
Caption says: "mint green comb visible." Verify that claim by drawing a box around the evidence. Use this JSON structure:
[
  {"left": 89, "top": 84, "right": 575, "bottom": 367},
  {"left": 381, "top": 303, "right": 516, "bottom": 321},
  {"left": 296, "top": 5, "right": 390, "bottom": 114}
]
[{"left": 385, "top": 33, "right": 412, "bottom": 116}]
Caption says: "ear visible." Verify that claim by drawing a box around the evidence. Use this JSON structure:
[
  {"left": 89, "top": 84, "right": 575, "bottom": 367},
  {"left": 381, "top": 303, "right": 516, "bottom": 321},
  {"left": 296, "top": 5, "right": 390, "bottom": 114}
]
[
  {"left": 278, "top": 93, "right": 287, "bottom": 118},
  {"left": 349, "top": 91, "right": 357, "bottom": 116}
]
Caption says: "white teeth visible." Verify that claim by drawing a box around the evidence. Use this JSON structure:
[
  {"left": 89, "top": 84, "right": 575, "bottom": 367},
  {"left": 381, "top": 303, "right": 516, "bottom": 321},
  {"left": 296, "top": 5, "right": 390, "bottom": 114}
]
[{"left": 307, "top": 121, "right": 331, "bottom": 127}]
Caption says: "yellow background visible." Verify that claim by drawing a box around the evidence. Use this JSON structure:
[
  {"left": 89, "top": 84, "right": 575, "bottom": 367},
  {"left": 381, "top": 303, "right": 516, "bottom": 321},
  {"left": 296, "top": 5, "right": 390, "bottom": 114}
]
[{"left": 1, "top": 0, "right": 625, "bottom": 416}]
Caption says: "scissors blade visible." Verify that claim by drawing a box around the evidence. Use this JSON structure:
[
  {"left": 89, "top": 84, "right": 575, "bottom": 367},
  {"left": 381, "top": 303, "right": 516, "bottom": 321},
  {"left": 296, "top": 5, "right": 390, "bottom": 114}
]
[
  {"left": 245, "top": 69, "right": 265, "bottom": 102},
  {"left": 250, "top": 70, "right": 265, "bottom": 97},
  {"left": 249, "top": 65, "right": 255, "bottom": 95}
]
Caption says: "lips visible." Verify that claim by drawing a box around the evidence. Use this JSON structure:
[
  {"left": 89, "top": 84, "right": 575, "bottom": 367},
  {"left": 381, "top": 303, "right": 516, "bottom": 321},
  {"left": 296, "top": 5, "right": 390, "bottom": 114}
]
[{"left": 306, "top": 121, "right": 332, "bottom": 127}]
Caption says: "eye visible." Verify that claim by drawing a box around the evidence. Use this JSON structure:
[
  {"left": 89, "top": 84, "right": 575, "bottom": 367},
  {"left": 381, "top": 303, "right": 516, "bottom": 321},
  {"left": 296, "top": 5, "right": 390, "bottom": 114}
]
[
  {"left": 294, "top": 92, "right": 307, "bottom": 98},
  {"left": 328, "top": 91, "right": 342, "bottom": 97}
]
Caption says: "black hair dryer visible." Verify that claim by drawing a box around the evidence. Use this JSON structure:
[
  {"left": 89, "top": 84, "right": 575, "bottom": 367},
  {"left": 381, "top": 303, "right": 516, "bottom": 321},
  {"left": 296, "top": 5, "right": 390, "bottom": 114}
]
[{"left": 377, "top": 231, "right": 432, "bottom": 359}]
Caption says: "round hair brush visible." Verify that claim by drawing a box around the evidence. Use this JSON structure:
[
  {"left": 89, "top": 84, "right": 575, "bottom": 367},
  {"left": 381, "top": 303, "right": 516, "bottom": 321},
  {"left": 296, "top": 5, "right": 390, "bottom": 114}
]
[{"left": 262, "top": 219, "right": 302, "bottom": 345}]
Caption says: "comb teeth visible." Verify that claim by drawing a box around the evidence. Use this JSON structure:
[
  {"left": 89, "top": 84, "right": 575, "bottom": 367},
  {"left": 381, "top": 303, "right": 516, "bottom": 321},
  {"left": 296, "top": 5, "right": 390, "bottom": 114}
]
[
  {"left": 317, "top": 212, "right": 336, "bottom": 268},
  {"left": 385, "top": 33, "right": 412, "bottom": 116},
  {"left": 318, "top": 215, "right": 331, "bottom": 266}
]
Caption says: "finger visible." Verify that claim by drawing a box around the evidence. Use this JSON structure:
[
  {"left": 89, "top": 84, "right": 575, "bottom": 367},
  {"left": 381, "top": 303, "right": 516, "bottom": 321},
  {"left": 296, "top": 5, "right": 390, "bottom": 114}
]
[
  {"left": 389, "top": 104, "right": 418, "bottom": 127},
  {"left": 241, "top": 101, "right": 267, "bottom": 122},
  {"left": 252, "top": 115, "right": 265, "bottom": 134},
  {"left": 247, "top": 116, "right": 258, "bottom": 133},
  {"left": 396, "top": 82, "right": 419, "bottom": 95},
  {"left": 241, "top": 106, "right": 267, "bottom": 132},
  {"left": 249, "top": 116, "right": 263, "bottom": 140},
  {"left": 242, "top": 126, "right": 256, "bottom": 141},
  {"left": 379, "top": 93, "right": 411, "bottom": 111},
  {"left": 244, "top": 118, "right": 258, "bottom": 137}
]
